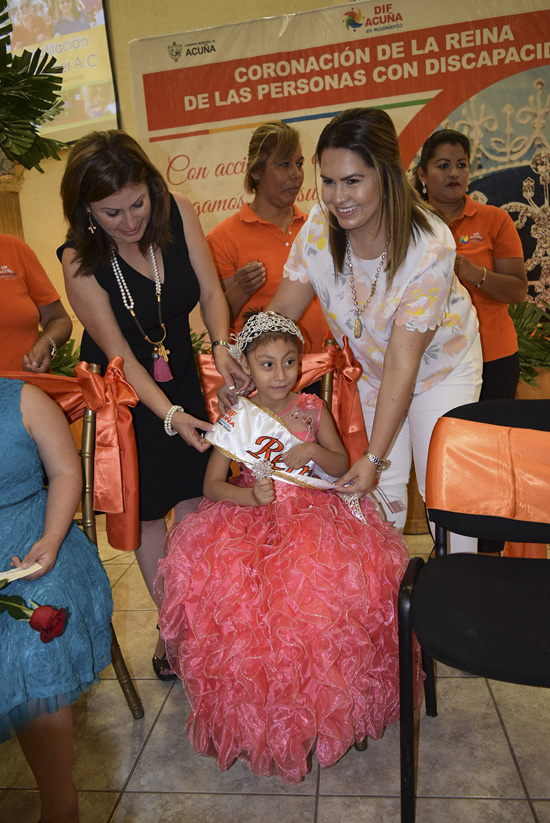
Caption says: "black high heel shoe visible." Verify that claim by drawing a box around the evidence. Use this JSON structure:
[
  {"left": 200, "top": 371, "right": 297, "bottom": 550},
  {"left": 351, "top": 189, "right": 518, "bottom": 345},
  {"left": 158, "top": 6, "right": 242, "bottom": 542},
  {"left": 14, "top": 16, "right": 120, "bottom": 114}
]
[
  {"left": 152, "top": 653, "right": 178, "bottom": 681},
  {"left": 153, "top": 625, "right": 178, "bottom": 681}
]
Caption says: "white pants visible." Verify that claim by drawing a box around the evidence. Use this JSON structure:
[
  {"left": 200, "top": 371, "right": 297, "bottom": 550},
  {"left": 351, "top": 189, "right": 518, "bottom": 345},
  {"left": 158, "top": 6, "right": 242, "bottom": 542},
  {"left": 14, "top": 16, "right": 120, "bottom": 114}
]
[{"left": 362, "top": 338, "right": 483, "bottom": 553}]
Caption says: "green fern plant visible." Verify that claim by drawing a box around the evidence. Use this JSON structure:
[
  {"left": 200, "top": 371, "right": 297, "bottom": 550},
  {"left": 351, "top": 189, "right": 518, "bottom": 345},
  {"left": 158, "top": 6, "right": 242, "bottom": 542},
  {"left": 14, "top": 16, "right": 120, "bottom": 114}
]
[
  {"left": 0, "top": 0, "right": 66, "bottom": 172},
  {"left": 50, "top": 338, "right": 81, "bottom": 377},
  {"left": 508, "top": 301, "right": 550, "bottom": 386}
]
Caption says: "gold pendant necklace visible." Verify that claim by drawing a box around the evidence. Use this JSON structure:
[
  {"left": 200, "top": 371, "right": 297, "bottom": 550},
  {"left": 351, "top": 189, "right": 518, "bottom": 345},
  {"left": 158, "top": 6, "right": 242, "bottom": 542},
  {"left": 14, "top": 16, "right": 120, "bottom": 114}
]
[
  {"left": 110, "top": 245, "right": 173, "bottom": 382},
  {"left": 346, "top": 233, "right": 388, "bottom": 339}
]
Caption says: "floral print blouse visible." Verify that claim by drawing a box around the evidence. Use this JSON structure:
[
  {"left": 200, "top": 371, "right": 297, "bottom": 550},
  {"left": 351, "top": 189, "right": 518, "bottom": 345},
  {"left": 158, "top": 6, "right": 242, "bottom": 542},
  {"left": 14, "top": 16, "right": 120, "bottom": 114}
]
[{"left": 283, "top": 205, "right": 479, "bottom": 408}]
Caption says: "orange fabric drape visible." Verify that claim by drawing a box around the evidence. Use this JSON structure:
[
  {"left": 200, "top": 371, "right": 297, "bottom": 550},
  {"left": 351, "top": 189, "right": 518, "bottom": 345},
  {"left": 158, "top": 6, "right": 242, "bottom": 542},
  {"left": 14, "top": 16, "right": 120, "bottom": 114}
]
[
  {"left": 196, "top": 336, "right": 368, "bottom": 464},
  {"left": 0, "top": 357, "right": 139, "bottom": 551},
  {"left": 503, "top": 542, "right": 547, "bottom": 559},
  {"left": 294, "top": 336, "right": 368, "bottom": 464},
  {"left": 426, "top": 416, "right": 550, "bottom": 527}
]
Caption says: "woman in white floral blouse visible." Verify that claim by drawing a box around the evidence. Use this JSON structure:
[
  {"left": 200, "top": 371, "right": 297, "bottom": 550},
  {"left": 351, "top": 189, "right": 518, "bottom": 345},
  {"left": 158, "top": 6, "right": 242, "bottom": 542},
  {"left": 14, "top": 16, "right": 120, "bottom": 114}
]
[{"left": 268, "top": 108, "right": 482, "bottom": 552}]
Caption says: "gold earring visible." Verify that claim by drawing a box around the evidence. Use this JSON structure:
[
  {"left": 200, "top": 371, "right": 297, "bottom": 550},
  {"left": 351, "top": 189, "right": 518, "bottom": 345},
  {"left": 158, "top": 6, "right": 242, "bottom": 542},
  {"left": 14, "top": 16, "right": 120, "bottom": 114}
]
[
  {"left": 422, "top": 182, "right": 427, "bottom": 196},
  {"left": 87, "top": 212, "right": 96, "bottom": 234}
]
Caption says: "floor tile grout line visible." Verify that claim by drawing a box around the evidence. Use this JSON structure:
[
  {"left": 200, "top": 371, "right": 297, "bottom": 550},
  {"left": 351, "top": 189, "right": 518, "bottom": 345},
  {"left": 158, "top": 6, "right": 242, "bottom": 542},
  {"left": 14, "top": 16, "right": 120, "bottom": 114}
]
[
  {"left": 105, "top": 680, "right": 177, "bottom": 823},
  {"left": 314, "top": 762, "right": 321, "bottom": 822},
  {"left": 486, "top": 678, "right": 540, "bottom": 823}
]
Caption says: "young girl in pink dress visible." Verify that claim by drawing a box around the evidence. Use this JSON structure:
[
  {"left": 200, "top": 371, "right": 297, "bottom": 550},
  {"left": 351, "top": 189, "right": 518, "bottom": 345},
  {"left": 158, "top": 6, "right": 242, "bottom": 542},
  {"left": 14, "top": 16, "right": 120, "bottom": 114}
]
[{"left": 155, "top": 311, "right": 420, "bottom": 784}]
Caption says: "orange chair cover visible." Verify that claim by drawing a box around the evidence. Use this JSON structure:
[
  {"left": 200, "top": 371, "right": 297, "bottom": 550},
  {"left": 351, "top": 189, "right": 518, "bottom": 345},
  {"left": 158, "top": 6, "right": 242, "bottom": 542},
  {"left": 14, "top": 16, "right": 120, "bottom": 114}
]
[
  {"left": 426, "top": 417, "right": 550, "bottom": 526},
  {"left": 503, "top": 542, "right": 547, "bottom": 559},
  {"left": 196, "top": 336, "right": 368, "bottom": 464},
  {"left": 0, "top": 357, "right": 139, "bottom": 551}
]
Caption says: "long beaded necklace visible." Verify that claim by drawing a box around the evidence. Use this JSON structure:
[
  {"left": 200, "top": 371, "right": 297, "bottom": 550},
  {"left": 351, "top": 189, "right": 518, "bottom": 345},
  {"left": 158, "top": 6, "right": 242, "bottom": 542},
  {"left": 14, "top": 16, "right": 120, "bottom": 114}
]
[
  {"left": 110, "top": 244, "right": 173, "bottom": 382},
  {"left": 346, "top": 232, "right": 388, "bottom": 339}
]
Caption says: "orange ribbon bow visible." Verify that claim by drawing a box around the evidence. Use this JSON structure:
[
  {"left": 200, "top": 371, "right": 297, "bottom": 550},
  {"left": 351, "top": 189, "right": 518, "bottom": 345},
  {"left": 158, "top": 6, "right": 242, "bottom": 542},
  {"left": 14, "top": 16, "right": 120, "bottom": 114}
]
[{"left": 0, "top": 358, "right": 139, "bottom": 551}]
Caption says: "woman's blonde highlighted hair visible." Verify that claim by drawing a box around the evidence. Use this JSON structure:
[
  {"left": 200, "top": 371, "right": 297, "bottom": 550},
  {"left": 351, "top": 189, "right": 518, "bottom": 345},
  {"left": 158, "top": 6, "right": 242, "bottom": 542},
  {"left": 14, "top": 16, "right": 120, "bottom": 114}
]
[
  {"left": 245, "top": 121, "right": 301, "bottom": 194},
  {"left": 316, "top": 108, "right": 435, "bottom": 285}
]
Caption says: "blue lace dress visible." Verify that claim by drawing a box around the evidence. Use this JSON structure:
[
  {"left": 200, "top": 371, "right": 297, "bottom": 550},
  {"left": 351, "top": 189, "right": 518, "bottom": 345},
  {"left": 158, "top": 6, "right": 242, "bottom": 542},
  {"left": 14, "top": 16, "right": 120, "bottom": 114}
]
[{"left": 0, "top": 379, "right": 113, "bottom": 742}]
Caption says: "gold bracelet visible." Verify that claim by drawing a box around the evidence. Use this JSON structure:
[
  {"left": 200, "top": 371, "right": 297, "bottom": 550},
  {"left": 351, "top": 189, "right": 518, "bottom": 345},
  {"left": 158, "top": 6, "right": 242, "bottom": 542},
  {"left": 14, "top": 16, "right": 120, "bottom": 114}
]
[
  {"left": 363, "top": 450, "right": 388, "bottom": 472},
  {"left": 212, "top": 339, "right": 229, "bottom": 350},
  {"left": 474, "top": 267, "right": 487, "bottom": 289}
]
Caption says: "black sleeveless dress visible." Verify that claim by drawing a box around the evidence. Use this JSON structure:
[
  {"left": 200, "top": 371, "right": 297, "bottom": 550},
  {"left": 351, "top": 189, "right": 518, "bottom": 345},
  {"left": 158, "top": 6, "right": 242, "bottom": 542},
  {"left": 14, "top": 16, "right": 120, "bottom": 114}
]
[{"left": 59, "top": 196, "right": 209, "bottom": 521}]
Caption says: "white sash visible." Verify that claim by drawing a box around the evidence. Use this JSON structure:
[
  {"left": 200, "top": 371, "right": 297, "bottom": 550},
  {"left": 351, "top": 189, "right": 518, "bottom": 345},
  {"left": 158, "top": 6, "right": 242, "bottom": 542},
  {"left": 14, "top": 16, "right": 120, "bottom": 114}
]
[{"left": 205, "top": 396, "right": 338, "bottom": 490}]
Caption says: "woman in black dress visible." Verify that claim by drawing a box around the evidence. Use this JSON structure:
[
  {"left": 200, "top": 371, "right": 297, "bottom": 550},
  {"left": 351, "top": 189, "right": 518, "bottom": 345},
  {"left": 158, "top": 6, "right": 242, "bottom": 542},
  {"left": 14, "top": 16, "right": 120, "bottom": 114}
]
[{"left": 59, "top": 130, "right": 248, "bottom": 679}]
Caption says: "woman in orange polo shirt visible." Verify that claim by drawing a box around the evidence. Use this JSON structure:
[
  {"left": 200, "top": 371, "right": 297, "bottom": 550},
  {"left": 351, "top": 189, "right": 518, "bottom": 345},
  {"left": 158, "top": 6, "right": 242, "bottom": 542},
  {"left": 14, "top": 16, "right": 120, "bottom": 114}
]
[
  {"left": 414, "top": 129, "right": 527, "bottom": 401},
  {"left": 206, "top": 121, "right": 327, "bottom": 353},
  {"left": 0, "top": 235, "right": 72, "bottom": 373},
  {"left": 415, "top": 130, "right": 528, "bottom": 555}
]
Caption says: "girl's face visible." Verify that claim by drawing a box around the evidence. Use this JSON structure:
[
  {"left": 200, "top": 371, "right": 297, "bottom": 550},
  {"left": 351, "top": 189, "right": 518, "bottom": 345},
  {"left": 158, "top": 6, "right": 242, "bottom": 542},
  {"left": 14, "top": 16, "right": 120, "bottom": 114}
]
[
  {"left": 87, "top": 183, "right": 151, "bottom": 248},
  {"left": 320, "top": 147, "right": 382, "bottom": 243},
  {"left": 254, "top": 145, "right": 304, "bottom": 208},
  {"left": 418, "top": 142, "right": 470, "bottom": 207},
  {"left": 242, "top": 337, "right": 299, "bottom": 410}
]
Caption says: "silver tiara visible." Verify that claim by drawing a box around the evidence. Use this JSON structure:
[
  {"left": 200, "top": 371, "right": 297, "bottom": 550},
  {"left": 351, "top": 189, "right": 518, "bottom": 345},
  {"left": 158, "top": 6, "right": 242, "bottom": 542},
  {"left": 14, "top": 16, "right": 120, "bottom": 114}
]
[{"left": 229, "top": 311, "right": 305, "bottom": 362}]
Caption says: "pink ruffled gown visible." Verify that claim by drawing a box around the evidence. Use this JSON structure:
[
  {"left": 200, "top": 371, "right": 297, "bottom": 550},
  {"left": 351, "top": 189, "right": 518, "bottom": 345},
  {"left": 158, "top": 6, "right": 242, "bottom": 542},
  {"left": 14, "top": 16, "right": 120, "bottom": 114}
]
[{"left": 156, "top": 393, "right": 421, "bottom": 784}]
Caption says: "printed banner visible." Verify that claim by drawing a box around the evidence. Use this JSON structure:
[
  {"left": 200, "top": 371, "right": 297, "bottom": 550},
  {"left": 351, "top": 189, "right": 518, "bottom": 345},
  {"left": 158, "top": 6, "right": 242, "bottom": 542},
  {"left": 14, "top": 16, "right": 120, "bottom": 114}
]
[
  {"left": 130, "top": 0, "right": 550, "bottom": 299},
  {"left": 8, "top": 0, "right": 117, "bottom": 142}
]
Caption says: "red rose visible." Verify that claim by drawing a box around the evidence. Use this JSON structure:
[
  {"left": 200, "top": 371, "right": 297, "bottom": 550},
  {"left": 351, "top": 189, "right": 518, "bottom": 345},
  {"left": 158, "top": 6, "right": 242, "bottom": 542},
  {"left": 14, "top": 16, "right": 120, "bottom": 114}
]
[{"left": 29, "top": 605, "right": 67, "bottom": 643}]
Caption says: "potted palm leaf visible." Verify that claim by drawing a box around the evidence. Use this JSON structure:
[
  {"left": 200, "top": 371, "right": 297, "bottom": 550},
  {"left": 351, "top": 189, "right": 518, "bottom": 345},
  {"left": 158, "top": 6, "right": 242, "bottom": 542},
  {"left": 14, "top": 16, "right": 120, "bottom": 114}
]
[{"left": 0, "top": 0, "right": 65, "bottom": 173}]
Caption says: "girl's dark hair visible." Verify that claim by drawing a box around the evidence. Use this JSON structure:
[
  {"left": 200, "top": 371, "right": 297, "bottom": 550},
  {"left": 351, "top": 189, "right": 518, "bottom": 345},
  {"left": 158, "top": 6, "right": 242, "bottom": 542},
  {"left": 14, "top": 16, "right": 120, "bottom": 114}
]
[
  {"left": 315, "top": 107, "right": 433, "bottom": 284},
  {"left": 244, "top": 121, "right": 301, "bottom": 195},
  {"left": 60, "top": 130, "right": 172, "bottom": 276},
  {"left": 413, "top": 129, "right": 471, "bottom": 199},
  {"left": 240, "top": 309, "right": 301, "bottom": 359}
]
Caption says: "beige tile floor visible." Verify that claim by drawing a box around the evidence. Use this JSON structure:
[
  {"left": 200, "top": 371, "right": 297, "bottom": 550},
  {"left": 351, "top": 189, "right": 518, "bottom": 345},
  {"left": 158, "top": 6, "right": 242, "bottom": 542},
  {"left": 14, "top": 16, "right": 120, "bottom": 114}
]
[{"left": 1, "top": 522, "right": 549, "bottom": 823}]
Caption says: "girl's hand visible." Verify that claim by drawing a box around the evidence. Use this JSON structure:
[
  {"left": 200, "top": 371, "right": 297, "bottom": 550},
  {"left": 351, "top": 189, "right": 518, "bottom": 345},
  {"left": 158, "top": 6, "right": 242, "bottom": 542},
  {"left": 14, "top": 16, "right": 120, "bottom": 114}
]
[
  {"left": 332, "top": 456, "right": 378, "bottom": 499},
  {"left": 10, "top": 540, "right": 60, "bottom": 580},
  {"left": 281, "top": 443, "right": 313, "bottom": 470},
  {"left": 252, "top": 477, "right": 275, "bottom": 506},
  {"left": 170, "top": 410, "right": 213, "bottom": 452}
]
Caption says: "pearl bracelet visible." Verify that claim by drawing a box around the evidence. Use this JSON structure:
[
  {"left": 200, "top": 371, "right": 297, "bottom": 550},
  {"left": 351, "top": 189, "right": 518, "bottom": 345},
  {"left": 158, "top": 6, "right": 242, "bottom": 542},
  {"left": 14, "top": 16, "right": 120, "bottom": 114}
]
[
  {"left": 474, "top": 267, "right": 487, "bottom": 289},
  {"left": 363, "top": 449, "right": 388, "bottom": 472},
  {"left": 164, "top": 405, "right": 184, "bottom": 436}
]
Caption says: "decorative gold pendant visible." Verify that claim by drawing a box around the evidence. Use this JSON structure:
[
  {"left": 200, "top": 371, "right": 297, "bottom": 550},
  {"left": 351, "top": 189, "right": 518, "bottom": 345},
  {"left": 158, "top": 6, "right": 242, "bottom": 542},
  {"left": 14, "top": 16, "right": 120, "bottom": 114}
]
[
  {"left": 154, "top": 342, "right": 171, "bottom": 362},
  {"left": 354, "top": 317, "right": 363, "bottom": 339}
]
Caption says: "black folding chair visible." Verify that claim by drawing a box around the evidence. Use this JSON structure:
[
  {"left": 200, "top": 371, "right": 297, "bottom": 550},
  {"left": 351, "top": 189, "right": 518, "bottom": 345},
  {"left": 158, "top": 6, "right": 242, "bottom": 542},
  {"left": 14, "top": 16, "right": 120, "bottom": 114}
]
[{"left": 398, "top": 399, "right": 550, "bottom": 822}]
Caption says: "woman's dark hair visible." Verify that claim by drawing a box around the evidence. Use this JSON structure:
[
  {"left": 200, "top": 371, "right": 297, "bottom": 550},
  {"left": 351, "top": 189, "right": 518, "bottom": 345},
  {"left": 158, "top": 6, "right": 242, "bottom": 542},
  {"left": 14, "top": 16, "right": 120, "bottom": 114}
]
[
  {"left": 60, "top": 130, "right": 171, "bottom": 276},
  {"left": 315, "top": 107, "right": 433, "bottom": 284},
  {"left": 244, "top": 121, "right": 301, "bottom": 195},
  {"left": 413, "top": 129, "right": 471, "bottom": 199}
]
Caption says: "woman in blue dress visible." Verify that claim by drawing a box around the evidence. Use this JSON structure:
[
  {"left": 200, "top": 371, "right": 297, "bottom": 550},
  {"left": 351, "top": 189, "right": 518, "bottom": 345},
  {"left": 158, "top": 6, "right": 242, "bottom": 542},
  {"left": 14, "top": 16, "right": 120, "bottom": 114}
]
[{"left": 0, "top": 377, "right": 112, "bottom": 823}]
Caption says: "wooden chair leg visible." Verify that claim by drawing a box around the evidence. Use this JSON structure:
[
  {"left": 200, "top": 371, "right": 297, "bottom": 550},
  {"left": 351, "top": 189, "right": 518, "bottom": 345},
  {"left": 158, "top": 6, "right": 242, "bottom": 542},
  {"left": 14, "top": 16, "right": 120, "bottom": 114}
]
[{"left": 110, "top": 623, "right": 144, "bottom": 719}]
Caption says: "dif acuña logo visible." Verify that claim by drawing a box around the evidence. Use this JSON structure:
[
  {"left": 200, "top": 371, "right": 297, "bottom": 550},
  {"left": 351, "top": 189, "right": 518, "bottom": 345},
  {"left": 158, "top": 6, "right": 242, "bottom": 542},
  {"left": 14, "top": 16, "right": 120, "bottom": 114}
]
[{"left": 343, "top": 4, "right": 403, "bottom": 31}]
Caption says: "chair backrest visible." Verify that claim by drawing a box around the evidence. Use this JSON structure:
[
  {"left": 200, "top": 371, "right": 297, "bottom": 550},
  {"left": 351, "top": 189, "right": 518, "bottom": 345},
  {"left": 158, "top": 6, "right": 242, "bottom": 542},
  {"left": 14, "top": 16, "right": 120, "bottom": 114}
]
[
  {"left": 425, "top": 399, "right": 550, "bottom": 545},
  {"left": 79, "top": 363, "right": 101, "bottom": 544}
]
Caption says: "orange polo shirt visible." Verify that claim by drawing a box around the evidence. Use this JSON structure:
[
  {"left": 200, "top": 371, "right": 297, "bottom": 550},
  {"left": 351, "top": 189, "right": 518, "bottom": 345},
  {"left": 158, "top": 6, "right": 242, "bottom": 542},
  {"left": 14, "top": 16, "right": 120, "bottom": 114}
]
[
  {"left": 207, "top": 203, "right": 329, "bottom": 353},
  {"left": 448, "top": 195, "right": 524, "bottom": 362},
  {"left": 0, "top": 234, "right": 60, "bottom": 370}
]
